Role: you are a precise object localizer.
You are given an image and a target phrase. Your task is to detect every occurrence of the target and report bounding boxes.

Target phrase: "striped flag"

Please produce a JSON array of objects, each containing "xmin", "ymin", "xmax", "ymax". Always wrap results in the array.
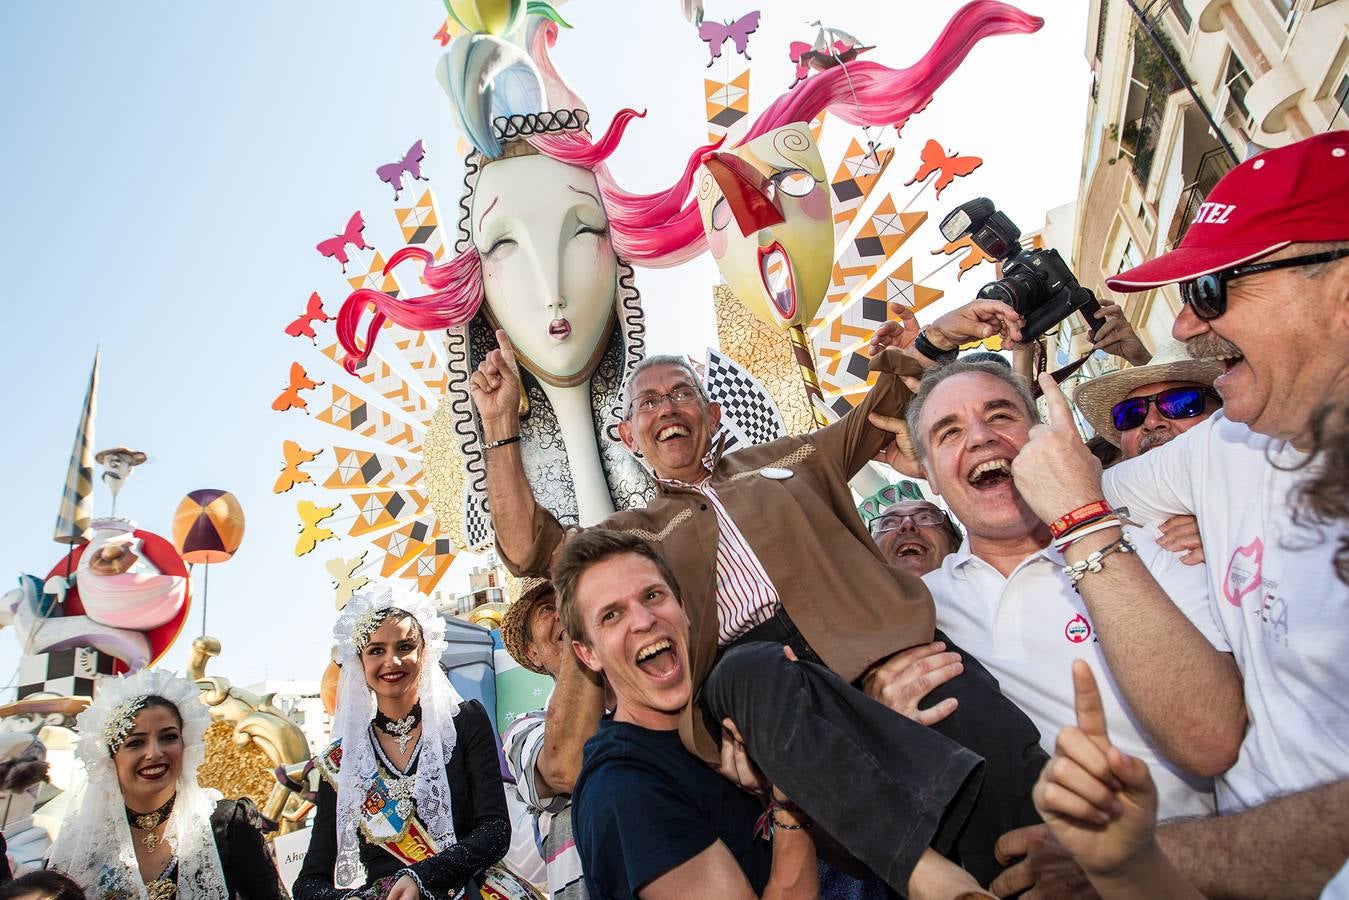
[{"xmin": 54, "ymin": 351, "xmax": 99, "ymax": 545}]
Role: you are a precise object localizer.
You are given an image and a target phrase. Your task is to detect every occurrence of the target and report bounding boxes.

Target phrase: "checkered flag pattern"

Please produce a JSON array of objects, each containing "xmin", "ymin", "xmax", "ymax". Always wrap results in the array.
[
  {"xmin": 18, "ymin": 647, "xmax": 115, "ymax": 700},
  {"xmin": 705, "ymin": 348, "xmax": 786, "ymax": 450}
]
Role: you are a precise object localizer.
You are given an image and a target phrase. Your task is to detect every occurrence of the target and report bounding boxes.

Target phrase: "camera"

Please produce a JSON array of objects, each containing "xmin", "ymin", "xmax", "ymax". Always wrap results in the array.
[{"xmin": 939, "ymin": 197, "xmax": 1103, "ymax": 343}]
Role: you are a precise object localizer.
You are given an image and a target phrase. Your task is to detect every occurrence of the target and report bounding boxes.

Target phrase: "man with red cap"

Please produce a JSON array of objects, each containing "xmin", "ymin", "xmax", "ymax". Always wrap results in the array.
[{"xmin": 999, "ymin": 132, "xmax": 1349, "ymax": 898}]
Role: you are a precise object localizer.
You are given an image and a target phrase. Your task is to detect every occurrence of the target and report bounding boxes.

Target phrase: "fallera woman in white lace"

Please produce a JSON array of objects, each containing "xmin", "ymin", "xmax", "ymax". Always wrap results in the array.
[
  {"xmin": 47, "ymin": 668, "xmax": 288, "ymax": 900},
  {"xmin": 293, "ymin": 589, "xmax": 509, "ymax": 900}
]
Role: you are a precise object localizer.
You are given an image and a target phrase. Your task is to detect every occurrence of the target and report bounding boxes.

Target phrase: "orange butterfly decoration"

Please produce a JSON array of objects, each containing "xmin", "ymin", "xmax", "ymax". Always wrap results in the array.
[
  {"xmin": 284, "ymin": 292, "xmax": 332, "ymax": 342},
  {"xmin": 273, "ymin": 440, "xmax": 322, "ymax": 493},
  {"xmin": 905, "ymin": 139, "xmax": 983, "ymax": 198},
  {"xmin": 932, "ymin": 235, "xmax": 996, "ymax": 280},
  {"xmin": 272, "ymin": 362, "xmax": 324, "ymax": 414}
]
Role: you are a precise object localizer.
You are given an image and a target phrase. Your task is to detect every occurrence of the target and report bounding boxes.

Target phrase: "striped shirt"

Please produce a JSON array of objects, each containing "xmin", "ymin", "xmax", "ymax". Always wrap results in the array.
[
  {"xmin": 662, "ymin": 458, "xmax": 780, "ymax": 646},
  {"xmin": 504, "ymin": 707, "xmax": 588, "ymax": 900}
]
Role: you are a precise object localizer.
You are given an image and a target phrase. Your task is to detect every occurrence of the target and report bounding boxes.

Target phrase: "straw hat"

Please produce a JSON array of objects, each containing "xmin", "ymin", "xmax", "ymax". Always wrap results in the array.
[
  {"xmin": 1073, "ymin": 339, "xmax": 1223, "ymax": 448},
  {"xmin": 500, "ymin": 577, "xmax": 556, "ymax": 675}
]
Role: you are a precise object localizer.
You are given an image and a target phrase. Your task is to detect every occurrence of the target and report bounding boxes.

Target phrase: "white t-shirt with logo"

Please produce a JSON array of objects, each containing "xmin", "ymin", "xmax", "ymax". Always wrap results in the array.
[
  {"xmin": 1104, "ymin": 412, "xmax": 1349, "ymax": 812},
  {"xmin": 926, "ymin": 525, "xmax": 1226, "ymax": 820}
]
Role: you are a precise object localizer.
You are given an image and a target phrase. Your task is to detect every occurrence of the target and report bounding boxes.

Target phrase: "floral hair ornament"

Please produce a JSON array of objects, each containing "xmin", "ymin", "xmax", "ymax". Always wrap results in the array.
[
  {"xmin": 332, "ymin": 585, "xmax": 448, "ymax": 664},
  {"xmin": 103, "ymin": 695, "xmax": 150, "ymax": 755}
]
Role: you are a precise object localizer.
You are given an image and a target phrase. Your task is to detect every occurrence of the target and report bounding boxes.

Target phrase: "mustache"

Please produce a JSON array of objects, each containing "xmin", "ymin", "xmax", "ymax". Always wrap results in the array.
[
  {"xmin": 1137, "ymin": 430, "xmax": 1174, "ymax": 452},
  {"xmin": 1186, "ymin": 334, "xmax": 1241, "ymax": 360}
]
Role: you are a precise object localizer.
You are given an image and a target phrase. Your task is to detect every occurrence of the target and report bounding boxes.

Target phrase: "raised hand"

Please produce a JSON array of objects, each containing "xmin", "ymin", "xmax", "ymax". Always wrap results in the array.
[
  {"xmin": 1088, "ymin": 300, "xmax": 1151, "ymax": 366},
  {"xmin": 468, "ymin": 329, "xmax": 523, "ymax": 440},
  {"xmin": 869, "ymin": 302, "xmax": 922, "ymax": 356},
  {"xmin": 1011, "ymin": 373, "xmax": 1104, "ymax": 524},
  {"xmin": 927, "ymin": 298, "xmax": 1025, "ymax": 349},
  {"xmin": 1034, "ymin": 661, "xmax": 1159, "ymax": 877},
  {"xmin": 867, "ymin": 411, "xmax": 925, "ymax": 479}
]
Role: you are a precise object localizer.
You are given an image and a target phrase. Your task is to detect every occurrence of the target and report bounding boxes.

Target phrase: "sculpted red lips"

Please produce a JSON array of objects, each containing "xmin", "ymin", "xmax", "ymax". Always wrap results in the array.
[
  {"xmin": 549, "ymin": 318, "xmax": 572, "ymax": 340},
  {"xmin": 758, "ymin": 242, "xmax": 797, "ymax": 320}
]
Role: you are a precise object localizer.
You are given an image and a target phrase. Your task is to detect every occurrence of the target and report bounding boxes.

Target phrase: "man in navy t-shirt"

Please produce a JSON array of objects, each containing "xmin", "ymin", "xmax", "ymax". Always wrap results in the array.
[{"xmin": 559, "ymin": 530, "xmax": 818, "ymax": 899}]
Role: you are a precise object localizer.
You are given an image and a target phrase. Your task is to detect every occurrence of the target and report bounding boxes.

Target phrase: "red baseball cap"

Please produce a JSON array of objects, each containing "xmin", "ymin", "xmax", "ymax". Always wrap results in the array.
[{"xmin": 1107, "ymin": 131, "xmax": 1349, "ymax": 292}]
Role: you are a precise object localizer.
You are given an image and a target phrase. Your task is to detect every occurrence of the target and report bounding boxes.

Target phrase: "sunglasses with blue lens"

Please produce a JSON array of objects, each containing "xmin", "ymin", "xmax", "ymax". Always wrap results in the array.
[
  {"xmin": 1111, "ymin": 386, "xmax": 1221, "ymax": 432},
  {"xmin": 1179, "ymin": 248, "xmax": 1349, "ymax": 320}
]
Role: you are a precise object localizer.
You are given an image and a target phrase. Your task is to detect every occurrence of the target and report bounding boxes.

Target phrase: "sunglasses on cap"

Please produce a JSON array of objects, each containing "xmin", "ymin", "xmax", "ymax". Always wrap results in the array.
[
  {"xmin": 1111, "ymin": 386, "xmax": 1221, "ymax": 432},
  {"xmin": 1179, "ymin": 248, "xmax": 1349, "ymax": 320}
]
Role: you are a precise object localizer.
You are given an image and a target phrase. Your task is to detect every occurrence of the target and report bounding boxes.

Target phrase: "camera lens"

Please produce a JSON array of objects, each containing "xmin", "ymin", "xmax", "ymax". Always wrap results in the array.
[{"xmin": 977, "ymin": 275, "xmax": 1036, "ymax": 314}]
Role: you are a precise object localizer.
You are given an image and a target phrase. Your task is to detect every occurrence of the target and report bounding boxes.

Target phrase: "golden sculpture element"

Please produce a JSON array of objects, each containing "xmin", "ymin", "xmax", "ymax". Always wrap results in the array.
[
  {"xmin": 714, "ymin": 285, "xmax": 817, "ymax": 435},
  {"xmin": 467, "ymin": 602, "xmax": 509, "ymax": 631},
  {"xmin": 422, "ymin": 396, "xmax": 469, "ymax": 550},
  {"xmin": 188, "ymin": 636, "xmax": 315, "ymax": 835}
]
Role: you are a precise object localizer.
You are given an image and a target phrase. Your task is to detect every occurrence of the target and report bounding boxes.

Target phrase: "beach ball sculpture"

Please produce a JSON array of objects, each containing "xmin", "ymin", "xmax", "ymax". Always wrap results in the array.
[{"xmin": 172, "ymin": 489, "xmax": 246, "ymax": 564}]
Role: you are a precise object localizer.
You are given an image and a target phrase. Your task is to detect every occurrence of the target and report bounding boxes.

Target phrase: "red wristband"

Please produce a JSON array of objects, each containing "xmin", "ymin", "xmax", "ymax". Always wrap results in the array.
[{"xmin": 1049, "ymin": 500, "xmax": 1112, "ymax": 538}]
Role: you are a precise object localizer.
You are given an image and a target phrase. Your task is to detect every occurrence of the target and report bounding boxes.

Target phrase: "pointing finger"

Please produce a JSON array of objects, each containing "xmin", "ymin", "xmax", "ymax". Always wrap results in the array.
[
  {"xmin": 1036, "ymin": 373, "xmax": 1074, "ymax": 431},
  {"xmin": 495, "ymin": 329, "xmax": 520, "ymax": 376},
  {"xmin": 1071, "ymin": 659, "xmax": 1110, "ymax": 742}
]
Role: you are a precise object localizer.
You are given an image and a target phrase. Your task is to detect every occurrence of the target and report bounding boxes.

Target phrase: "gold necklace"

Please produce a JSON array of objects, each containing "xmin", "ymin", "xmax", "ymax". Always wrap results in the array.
[{"xmin": 126, "ymin": 793, "xmax": 176, "ymax": 851}]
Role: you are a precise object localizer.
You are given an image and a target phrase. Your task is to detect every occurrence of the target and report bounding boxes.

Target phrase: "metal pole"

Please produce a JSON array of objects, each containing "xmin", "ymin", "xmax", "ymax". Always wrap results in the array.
[
  {"xmin": 200, "ymin": 563, "xmax": 209, "ymax": 636},
  {"xmin": 1123, "ymin": 0, "xmax": 1240, "ymax": 165}
]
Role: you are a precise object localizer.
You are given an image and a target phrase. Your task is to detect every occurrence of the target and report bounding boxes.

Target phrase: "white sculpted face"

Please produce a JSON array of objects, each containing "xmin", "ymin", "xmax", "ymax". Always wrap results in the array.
[{"xmin": 471, "ymin": 153, "xmax": 619, "ymax": 386}]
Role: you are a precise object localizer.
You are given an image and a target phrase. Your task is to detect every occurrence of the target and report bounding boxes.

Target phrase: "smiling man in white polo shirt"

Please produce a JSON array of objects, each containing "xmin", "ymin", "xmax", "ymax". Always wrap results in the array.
[{"xmin": 903, "ymin": 358, "xmax": 1240, "ymax": 832}]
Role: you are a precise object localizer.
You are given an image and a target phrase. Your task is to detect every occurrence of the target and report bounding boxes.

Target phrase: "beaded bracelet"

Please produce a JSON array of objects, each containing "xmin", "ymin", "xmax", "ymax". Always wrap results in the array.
[
  {"xmin": 755, "ymin": 799, "xmax": 812, "ymax": 840},
  {"xmin": 1062, "ymin": 535, "xmax": 1137, "ymax": 586}
]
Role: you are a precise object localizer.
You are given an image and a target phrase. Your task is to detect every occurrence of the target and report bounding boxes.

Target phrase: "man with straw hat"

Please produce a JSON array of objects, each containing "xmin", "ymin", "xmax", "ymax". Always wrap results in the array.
[{"xmin": 501, "ymin": 578, "xmax": 604, "ymax": 900}]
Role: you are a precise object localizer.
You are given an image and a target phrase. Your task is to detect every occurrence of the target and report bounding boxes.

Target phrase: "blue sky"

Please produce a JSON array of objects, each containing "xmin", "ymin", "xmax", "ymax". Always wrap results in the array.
[{"xmin": 0, "ymin": 0, "xmax": 1089, "ymax": 690}]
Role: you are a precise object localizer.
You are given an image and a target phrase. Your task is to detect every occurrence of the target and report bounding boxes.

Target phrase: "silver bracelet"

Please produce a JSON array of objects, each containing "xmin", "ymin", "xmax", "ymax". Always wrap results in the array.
[{"xmin": 1062, "ymin": 534, "xmax": 1137, "ymax": 586}]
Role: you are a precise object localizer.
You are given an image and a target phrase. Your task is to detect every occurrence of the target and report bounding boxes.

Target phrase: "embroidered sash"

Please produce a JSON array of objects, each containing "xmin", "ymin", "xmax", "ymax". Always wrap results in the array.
[{"xmin": 317, "ymin": 740, "xmax": 441, "ymax": 866}]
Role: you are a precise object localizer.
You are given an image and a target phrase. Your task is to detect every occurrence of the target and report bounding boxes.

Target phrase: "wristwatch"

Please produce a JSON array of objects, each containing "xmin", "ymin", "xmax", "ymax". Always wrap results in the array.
[{"xmin": 914, "ymin": 328, "xmax": 959, "ymax": 363}]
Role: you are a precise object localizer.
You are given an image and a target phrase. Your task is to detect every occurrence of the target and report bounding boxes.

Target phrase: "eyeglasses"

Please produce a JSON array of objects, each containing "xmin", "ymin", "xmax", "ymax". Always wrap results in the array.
[
  {"xmin": 1111, "ymin": 386, "xmax": 1220, "ymax": 432},
  {"xmin": 1179, "ymin": 249, "xmax": 1349, "ymax": 320},
  {"xmin": 630, "ymin": 386, "xmax": 701, "ymax": 415},
  {"xmin": 870, "ymin": 508, "xmax": 951, "ymax": 536}
]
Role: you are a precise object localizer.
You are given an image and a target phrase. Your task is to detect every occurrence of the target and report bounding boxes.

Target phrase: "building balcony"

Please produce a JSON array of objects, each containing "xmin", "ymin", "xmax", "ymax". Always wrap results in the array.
[{"xmin": 1245, "ymin": 63, "xmax": 1304, "ymax": 137}]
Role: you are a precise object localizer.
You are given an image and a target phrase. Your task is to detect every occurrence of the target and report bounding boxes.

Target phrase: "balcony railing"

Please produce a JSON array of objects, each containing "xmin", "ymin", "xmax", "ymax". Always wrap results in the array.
[{"xmin": 1170, "ymin": 146, "xmax": 1237, "ymax": 247}]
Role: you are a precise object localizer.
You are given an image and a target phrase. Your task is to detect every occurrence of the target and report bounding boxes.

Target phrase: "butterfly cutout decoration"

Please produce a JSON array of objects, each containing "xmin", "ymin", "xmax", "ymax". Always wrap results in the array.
[
  {"xmin": 787, "ymin": 22, "xmax": 872, "ymax": 88},
  {"xmin": 699, "ymin": 11, "xmax": 760, "ymax": 67},
  {"xmin": 273, "ymin": 440, "xmax": 321, "ymax": 493},
  {"xmin": 284, "ymin": 292, "xmax": 332, "ymax": 341},
  {"xmin": 326, "ymin": 552, "xmax": 371, "ymax": 609},
  {"xmin": 905, "ymin": 139, "xmax": 983, "ymax": 199},
  {"xmin": 375, "ymin": 140, "xmax": 427, "ymax": 200},
  {"xmin": 271, "ymin": 362, "xmax": 324, "ymax": 414},
  {"xmin": 295, "ymin": 500, "xmax": 340, "ymax": 557},
  {"xmin": 932, "ymin": 235, "xmax": 996, "ymax": 280},
  {"xmin": 315, "ymin": 211, "xmax": 372, "ymax": 272}
]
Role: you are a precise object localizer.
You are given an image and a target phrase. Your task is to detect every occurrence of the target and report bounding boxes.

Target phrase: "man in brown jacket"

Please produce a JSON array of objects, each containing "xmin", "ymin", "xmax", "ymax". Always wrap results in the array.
[{"xmin": 468, "ymin": 303, "xmax": 1045, "ymax": 892}]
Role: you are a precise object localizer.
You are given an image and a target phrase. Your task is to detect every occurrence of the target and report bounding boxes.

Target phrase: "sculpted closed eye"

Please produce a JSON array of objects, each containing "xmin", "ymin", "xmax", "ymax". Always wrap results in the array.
[{"xmin": 486, "ymin": 237, "xmax": 517, "ymax": 258}]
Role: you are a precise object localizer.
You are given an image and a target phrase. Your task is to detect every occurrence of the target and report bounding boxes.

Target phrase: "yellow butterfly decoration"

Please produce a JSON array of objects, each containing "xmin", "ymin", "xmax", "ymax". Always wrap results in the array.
[
  {"xmin": 295, "ymin": 500, "xmax": 340, "ymax": 557},
  {"xmin": 326, "ymin": 552, "xmax": 371, "ymax": 610},
  {"xmin": 274, "ymin": 440, "xmax": 322, "ymax": 493}
]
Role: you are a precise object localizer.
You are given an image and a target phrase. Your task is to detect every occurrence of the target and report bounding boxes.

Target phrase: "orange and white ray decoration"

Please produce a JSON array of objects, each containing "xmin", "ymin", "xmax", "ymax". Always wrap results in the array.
[
  {"xmin": 372, "ymin": 517, "xmax": 441, "ymax": 578},
  {"xmin": 314, "ymin": 385, "xmax": 421, "ymax": 451},
  {"xmin": 810, "ymin": 198, "xmax": 926, "ymax": 333},
  {"xmin": 394, "ymin": 187, "xmax": 447, "ymax": 260},
  {"xmin": 808, "ymin": 111, "xmax": 827, "ymax": 143},
  {"xmin": 879, "ymin": 258, "xmax": 945, "ymax": 313},
  {"xmin": 347, "ymin": 489, "xmax": 430, "ymax": 539},
  {"xmin": 319, "ymin": 345, "xmax": 433, "ymax": 424},
  {"xmin": 829, "ymin": 138, "xmax": 895, "ymax": 246},
  {"xmin": 321, "ymin": 446, "xmax": 423, "ymax": 491},
  {"xmin": 705, "ymin": 69, "xmax": 751, "ymax": 145}
]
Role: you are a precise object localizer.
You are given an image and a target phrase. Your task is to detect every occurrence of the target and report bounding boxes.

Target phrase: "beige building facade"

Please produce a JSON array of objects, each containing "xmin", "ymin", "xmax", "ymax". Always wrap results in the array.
[{"xmin": 1069, "ymin": 0, "xmax": 1347, "ymax": 368}]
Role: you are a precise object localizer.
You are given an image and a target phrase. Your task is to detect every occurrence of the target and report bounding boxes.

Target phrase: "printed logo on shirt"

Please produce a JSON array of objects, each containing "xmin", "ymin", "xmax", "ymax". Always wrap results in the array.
[
  {"xmin": 1222, "ymin": 537, "xmax": 1263, "ymax": 608},
  {"xmin": 1064, "ymin": 613, "xmax": 1092, "ymax": 644},
  {"xmin": 1258, "ymin": 580, "xmax": 1289, "ymax": 647}
]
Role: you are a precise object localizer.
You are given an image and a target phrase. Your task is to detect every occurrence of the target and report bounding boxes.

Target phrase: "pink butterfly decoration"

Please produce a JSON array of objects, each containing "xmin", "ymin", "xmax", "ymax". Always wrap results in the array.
[
  {"xmin": 315, "ymin": 211, "xmax": 372, "ymax": 272},
  {"xmin": 698, "ymin": 11, "xmax": 760, "ymax": 67}
]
